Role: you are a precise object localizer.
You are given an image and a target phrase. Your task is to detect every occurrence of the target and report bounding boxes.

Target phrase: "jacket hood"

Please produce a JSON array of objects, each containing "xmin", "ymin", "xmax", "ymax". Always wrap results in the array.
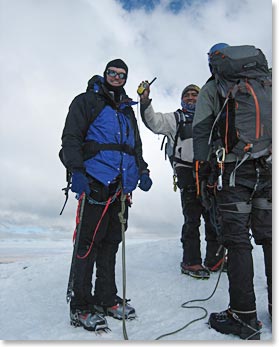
[{"xmin": 87, "ymin": 75, "xmax": 104, "ymax": 92}]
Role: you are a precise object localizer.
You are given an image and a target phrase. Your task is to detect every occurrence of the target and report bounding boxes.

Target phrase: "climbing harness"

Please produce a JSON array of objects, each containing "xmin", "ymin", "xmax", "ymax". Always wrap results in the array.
[
  {"xmin": 247, "ymin": 164, "xmax": 260, "ymax": 204},
  {"xmin": 86, "ymin": 187, "xmax": 121, "ymax": 206},
  {"xmin": 74, "ymin": 188, "xmax": 121, "ymax": 260}
]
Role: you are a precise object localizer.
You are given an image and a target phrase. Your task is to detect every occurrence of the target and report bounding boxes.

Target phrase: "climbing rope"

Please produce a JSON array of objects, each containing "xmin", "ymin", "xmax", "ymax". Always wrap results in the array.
[{"xmin": 155, "ymin": 248, "xmax": 227, "ymax": 340}]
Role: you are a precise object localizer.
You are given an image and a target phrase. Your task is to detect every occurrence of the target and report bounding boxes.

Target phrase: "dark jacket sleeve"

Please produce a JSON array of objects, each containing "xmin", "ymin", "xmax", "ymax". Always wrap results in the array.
[
  {"xmin": 192, "ymin": 80, "xmax": 219, "ymax": 161},
  {"xmin": 60, "ymin": 93, "xmax": 91, "ymax": 172}
]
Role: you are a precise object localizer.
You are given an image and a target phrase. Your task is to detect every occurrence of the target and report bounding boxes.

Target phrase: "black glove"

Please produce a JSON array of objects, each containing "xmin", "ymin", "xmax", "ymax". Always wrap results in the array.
[{"xmin": 195, "ymin": 160, "xmax": 215, "ymax": 210}]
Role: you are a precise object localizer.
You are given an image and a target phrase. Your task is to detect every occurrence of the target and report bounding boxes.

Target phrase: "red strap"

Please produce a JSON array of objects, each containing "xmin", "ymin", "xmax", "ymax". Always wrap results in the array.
[
  {"xmin": 77, "ymin": 189, "xmax": 122, "ymax": 259},
  {"xmin": 210, "ymin": 256, "xmax": 225, "ymax": 271},
  {"xmin": 245, "ymin": 81, "xmax": 261, "ymax": 139},
  {"xmin": 225, "ymin": 102, "xmax": 229, "ymax": 153}
]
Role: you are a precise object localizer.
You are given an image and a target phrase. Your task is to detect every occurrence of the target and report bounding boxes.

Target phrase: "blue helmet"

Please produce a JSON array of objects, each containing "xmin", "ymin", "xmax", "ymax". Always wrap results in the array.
[
  {"xmin": 208, "ymin": 43, "xmax": 229, "ymax": 55},
  {"xmin": 208, "ymin": 43, "xmax": 229, "ymax": 72},
  {"xmin": 208, "ymin": 43, "xmax": 229, "ymax": 61}
]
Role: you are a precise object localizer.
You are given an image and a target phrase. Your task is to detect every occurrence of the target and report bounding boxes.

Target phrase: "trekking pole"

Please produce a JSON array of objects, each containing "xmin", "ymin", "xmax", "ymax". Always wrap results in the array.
[
  {"xmin": 66, "ymin": 193, "xmax": 86, "ymax": 303},
  {"xmin": 118, "ymin": 189, "xmax": 129, "ymax": 340}
]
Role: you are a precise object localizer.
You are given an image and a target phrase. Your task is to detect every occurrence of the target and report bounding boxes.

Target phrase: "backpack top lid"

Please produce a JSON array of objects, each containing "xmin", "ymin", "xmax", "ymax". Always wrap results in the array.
[{"xmin": 209, "ymin": 45, "xmax": 269, "ymax": 80}]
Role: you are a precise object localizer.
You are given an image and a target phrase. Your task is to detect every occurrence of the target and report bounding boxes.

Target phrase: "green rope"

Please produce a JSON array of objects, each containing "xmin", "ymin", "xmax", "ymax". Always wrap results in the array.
[{"xmin": 155, "ymin": 249, "xmax": 227, "ymax": 340}]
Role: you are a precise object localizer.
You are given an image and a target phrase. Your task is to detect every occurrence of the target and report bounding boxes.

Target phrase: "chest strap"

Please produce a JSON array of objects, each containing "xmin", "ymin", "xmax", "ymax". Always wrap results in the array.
[{"xmin": 83, "ymin": 140, "xmax": 136, "ymax": 161}]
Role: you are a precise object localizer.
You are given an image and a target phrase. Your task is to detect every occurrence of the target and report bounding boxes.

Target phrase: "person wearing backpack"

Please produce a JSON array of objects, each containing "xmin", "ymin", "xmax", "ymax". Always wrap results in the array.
[
  {"xmin": 60, "ymin": 59, "xmax": 152, "ymax": 332},
  {"xmin": 193, "ymin": 43, "xmax": 272, "ymax": 340},
  {"xmin": 138, "ymin": 83, "xmax": 223, "ymax": 280}
]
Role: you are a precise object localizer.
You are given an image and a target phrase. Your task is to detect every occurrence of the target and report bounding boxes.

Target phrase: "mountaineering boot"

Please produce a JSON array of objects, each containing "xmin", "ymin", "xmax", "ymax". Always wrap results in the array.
[
  {"xmin": 94, "ymin": 296, "xmax": 136, "ymax": 320},
  {"xmin": 181, "ymin": 262, "xmax": 210, "ymax": 279},
  {"xmin": 208, "ymin": 309, "xmax": 262, "ymax": 340},
  {"xmin": 70, "ymin": 309, "xmax": 109, "ymax": 332},
  {"xmin": 204, "ymin": 257, "xmax": 228, "ymax": 272}
]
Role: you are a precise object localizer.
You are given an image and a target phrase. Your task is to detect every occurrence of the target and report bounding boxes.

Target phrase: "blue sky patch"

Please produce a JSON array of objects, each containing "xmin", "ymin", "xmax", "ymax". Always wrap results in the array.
[
  {"xmin": 116, "ymin": 0, "xmax": 159, "ymax": 12},
  {"xmin": 116, "ymin": 0, "xmax": 200, "ymax": 13}
]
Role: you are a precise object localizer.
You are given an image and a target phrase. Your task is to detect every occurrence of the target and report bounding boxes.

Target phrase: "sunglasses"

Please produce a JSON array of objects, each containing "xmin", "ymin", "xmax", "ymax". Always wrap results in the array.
[{"xmin": 106, "ymin": 69, "xmax": 127, "ymax": 80}]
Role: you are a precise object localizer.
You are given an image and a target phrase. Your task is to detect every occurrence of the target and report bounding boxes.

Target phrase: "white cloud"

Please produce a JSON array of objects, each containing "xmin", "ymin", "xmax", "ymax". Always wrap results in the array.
[{"xmin": 0, "ymin": 0, "xmax": 273, "ymax": 236}]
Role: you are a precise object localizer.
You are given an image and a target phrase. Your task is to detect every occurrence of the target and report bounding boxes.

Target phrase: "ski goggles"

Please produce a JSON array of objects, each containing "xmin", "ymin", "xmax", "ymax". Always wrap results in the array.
[{"xmin": 106, "ymin": 69, "xmax": 127, "ymax": 80}]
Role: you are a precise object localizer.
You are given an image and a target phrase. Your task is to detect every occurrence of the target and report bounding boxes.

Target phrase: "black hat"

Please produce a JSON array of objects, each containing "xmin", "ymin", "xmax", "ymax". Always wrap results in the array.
[
  {"xmin": 104, "ymin": 59, "xmax": 128, "ymax": 76},
  {"xmin": 103, "ymin": 58, "xmax": 129, "ymax": 97}
]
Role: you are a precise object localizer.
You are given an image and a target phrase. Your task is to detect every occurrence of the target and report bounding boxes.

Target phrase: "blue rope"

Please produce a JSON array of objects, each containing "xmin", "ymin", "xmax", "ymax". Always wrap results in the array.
[{"xmin": 86, "ymin": 188, "xmax": 121, "ymax": 206}]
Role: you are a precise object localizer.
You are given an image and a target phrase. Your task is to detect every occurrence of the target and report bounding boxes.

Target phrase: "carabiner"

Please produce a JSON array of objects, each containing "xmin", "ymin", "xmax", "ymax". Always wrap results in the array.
[
  {"xmin": 216, "ymin": 147, "xmax": 225, "ymax": 191},
  {"xmin": 216, "ymin": 147, "xmax": 225, "ymax": 164}
]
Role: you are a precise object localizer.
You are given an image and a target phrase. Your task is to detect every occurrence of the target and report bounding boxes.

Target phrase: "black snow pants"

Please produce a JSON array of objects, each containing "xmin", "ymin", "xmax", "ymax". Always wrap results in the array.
[
  {"xmin": 177, "ymin": 167, "xmax": 221, "ymax": 266},
  {"xmin": 70, "ymin": 179, "xmax": 128, "ymax": 312},
  {"xmin": 216, "ymin": 158, "xmax": 272, "ymax": 314}
]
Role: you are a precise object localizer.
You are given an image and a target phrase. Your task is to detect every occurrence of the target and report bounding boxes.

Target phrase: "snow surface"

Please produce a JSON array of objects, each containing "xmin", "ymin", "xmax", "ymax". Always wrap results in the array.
[{"xmin": 0, "ymin": 233, "xmax": 272, "ymax": 344}]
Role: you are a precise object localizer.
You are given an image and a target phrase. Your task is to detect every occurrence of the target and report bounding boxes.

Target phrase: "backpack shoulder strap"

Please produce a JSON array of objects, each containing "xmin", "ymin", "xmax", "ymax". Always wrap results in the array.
[
  {"xmin": 87, "ymin": 91, "xmax": 106, "ymax": 125},
  {"xmin": 208, "ymin": 89, "xmax": 234, "ymax": 147},
  {"xmin": 174, "ymin": 109, "xmax": 181, "ymax": 124},
  {"xmin": 172, "ymin": 109, "xmax": 185, "ymax": 159}
]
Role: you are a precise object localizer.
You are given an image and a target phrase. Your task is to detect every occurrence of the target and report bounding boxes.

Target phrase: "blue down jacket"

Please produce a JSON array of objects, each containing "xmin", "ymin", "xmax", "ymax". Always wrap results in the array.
[{"xmin": 61, "ymin": 75, "xmax": 149, "ymax": 194}]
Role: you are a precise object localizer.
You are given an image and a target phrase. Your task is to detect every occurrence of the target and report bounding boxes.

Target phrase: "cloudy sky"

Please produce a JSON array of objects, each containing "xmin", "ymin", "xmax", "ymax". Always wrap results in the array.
[{"xmin": 0, "ymin": 0, "xmax": 273, "ymax": 238}]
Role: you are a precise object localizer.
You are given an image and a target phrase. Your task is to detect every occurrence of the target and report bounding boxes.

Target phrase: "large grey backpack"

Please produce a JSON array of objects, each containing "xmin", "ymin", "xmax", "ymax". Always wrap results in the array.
[{"xmin": 209, "ymin": 45, "xmax": 272, "ymax": 159}]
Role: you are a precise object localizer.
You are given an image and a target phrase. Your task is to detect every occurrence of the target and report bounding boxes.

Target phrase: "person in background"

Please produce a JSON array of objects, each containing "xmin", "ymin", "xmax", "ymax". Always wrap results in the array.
[
  {"xmin": 60, "ymin": 58, "xmax": 152, "ymax": 332},
  {"xmin": 138, "ymin": 82, "xmax": 223, "ymax": 280}
]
